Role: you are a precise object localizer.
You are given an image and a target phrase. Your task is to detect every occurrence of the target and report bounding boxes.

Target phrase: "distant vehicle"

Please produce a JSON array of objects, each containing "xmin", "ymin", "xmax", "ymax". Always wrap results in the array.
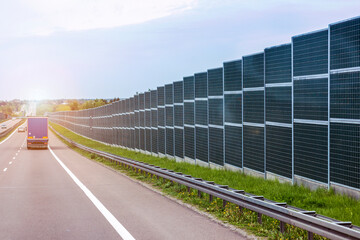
[
  {"xmin": 18, "ymin": 126, "xmax": 25, "ymax": 132},
  {"xmin": 1, "ymin": 124, "xmax": 6, "ymax": 129},
  {"xmin": 27, "ymin": 117, "xmax": 48, "ymax": 149}
]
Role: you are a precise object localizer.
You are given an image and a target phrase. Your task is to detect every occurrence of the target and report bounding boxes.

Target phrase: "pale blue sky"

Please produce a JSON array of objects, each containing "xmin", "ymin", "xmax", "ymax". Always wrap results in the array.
[{"xmin": 0, "ymin": 0, "xmax": 359, "ymax": 100}]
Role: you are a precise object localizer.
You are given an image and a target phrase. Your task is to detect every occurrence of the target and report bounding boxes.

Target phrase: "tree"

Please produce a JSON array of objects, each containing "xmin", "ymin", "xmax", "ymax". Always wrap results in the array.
[
  {"xmin": 68, "ymin": 100, "xmax": 80, "ymax": 111},
  {"xmin": 55, "ymin": 104, "xmax": 71, "ymax": 112}
]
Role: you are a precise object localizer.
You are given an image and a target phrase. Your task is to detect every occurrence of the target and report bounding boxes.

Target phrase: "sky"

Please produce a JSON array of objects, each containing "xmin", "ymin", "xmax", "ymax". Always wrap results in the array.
[{"xmin": 0, "ymin": 0, "xmax": 359, "ymax": 101}]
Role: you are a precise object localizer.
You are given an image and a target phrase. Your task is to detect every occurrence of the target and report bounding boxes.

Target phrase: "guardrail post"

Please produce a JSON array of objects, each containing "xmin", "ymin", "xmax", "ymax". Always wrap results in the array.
[
  {"xmin": 219, "ymin": 185, "xmax": 229, "ymax": 208},
  {"xmin": 257, "ymin": 213, "xmax": 262, "ymax": 224},
  {"xmin": 223, "ymin": 200, "xmax": 227, "ymax": 208},
  {"xmin": 205, "ymin": 181, "xmax": 215, "ymax": 202},
  {"xmin": 251, "ymin": 196, "xmax": 264, "ymax": 224},
  {"xmin": 280, "ymin": 221, "xmax": 286, "ymax": 233},
  {"xmin": 197, "ymin": 190, "xmax": 202, "ymax": 198},
  {"xmin": 308, "ymin": 231, "xmax": 313, "ymax": 240},
  {"xmin": 187, "ymin": 186, "xmax": 191, "ymax": 193}
]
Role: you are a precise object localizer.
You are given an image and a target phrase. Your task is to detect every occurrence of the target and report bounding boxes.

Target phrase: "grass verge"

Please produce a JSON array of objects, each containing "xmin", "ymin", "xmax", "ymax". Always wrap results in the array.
[{"xmin": 50, "ymin": 122, "xmax": 359, "ymax": 239}]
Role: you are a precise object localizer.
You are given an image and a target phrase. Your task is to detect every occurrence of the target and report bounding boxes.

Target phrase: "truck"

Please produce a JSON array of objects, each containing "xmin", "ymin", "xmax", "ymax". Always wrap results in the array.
[{"xmin": 27, "ymin": 117, "xmax": 49, "ymax": 149}]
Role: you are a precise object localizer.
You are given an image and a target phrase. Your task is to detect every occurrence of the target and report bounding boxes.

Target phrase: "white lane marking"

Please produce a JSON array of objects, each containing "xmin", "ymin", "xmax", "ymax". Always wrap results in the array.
[
  {"xmin": 3, "ymin": 168, "xmax": 7, "ymax": 172},
  {"xmin": 15, "ymin": 153, "xmax": 18, "ymax": 156},
  {"xmin": 48, "ymin": 146, "xmax": 135, "ymax": 240},
  {"xmin": 9, "ymin": 162, "xmax": 12, "ymax": 165},
  {"xmin": 12, "ymin": 157, "xmax": 15, "ymax": 160},
  {"xmin": 17, "ymin": 150, "xmax": 20, "ymax": 153}
]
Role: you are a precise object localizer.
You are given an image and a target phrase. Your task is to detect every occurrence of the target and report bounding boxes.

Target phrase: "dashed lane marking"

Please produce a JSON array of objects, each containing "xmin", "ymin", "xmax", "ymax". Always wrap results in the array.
[
  {"xmin": 9, "ymin": 162, "xmax": 12, "ymax": 165},
  {"xmin": 3, "ymin": 168, "xmax": 7, "ymax": 172},
  {"xmin": 48, "ymin": 146, "xmax": 135, "ymax": 240}
]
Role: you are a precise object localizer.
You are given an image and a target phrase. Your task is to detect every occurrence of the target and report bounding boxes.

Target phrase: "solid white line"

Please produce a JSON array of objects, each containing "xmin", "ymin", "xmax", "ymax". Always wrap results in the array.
[
  {"xmin": 48, "ymin": 146, "xmax": 135, "ymax": 240},
  {"xmin": 3, "ymin": 168, "xmax": 7, "ymax": 172}
]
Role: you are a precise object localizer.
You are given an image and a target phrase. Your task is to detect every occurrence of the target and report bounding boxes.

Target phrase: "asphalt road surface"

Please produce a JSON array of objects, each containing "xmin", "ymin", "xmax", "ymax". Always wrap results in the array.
[
  {"xmin": 0, "ymin": 127, "xmax": 246, "ymax": 240},
  {"xmin": 0, "ymin": 119, "xmax": 21, "ymax": 134}
]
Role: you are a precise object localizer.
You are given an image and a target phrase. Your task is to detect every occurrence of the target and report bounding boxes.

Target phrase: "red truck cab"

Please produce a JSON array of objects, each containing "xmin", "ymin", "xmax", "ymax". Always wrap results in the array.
[{"xmin": 27, "ymin": 117, "xmax": 49, "ymax": 149}]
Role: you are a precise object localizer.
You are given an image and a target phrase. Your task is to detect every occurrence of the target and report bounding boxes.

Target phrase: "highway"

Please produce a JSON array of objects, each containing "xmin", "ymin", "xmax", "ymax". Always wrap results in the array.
[
  {"xmin": 0, "ymin": 126, "xmax": 245, "ymax": 240},
  {"xmin": 0, "ymin": 119, "xmax": 22, "ymax": 134}
]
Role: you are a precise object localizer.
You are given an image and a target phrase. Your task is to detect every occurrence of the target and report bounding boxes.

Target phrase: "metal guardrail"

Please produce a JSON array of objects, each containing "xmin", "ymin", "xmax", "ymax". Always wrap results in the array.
[
  {"xmin": 0, "ymin": 120, "xmax": 24, "ymax": 139},
  {"xmin": 50, "ymin": 126, "xmax": 360, "ymax": 240}
]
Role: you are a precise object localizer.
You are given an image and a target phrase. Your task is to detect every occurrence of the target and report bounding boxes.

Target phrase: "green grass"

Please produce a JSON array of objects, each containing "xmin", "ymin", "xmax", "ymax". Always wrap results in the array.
[
  {"xmin": 0, "ymin": 119, "xmax": 25, "ymax": 142},
  {"xmin": 50, "ymin": 122, "xmax": 360, "ymax": 239}
]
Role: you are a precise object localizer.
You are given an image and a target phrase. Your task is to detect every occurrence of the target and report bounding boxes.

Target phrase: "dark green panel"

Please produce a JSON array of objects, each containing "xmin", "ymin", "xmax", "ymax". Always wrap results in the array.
[
  {"xmin": 140, "ymin": 128, "xmax": 145, "ymax": 151},
  {"xmin": 293, "ymin": 29, "xmax": 328, "ymax": 76},
  {"xmin": 330, "ymin": 17, "xmax": 360, "ymax": 70},
  {"xmin": 184, "ymin": 76, "xmax": 195, "ymax": 100},
  {"xmin": 243, "ymin": 91, "xmax": 264, "ymax": 123},
  {"xmin": 158, "ymin": 128, "xmax": 166, "ymax": 154},
  {"xmin": 243, "ymin": 53, "xmax": 264, "ymax": 88},
  {"xmin": 166, "ymin": 106, "xmax": 173, "ymax": 127},
  {"xmin": 209, "ymin": 127, "xmax": 224, "ymax": 166},
  {"xmin": 196, "ymin": 127, "xmax": 208, "ymax": 162},
  {"xmin": 330, "ymin": 123, "xmax": 360, "ymax": 189},
  {"xmin": 208, "ymin": 99, "xmax": 223, "ymax": 126},
  {"xmin": 134, "ymin": 95, "xmax": 139, "ymax": 110},
  {"xmin": 195, "ymin": 72, "xmax": 208, "ymax": 98},
  {"xmin": 208, "ymin": 68, "xmax": 223, "ymax": 96},
  {"xmin": 224, "ymin": 60, "xmax": 242, "ymax": 91},
  {"xmin": 151, "ymin": 90, "xmax": 157, "ymax": 108},
  {"xmin": 135, "ymin": 129, "xmax": 139, "ymax": 149},
  {"xmin": 195, "ymin": 100, "xmax": 208, "ymax": 125},
  {"xmin": 294, "ymin": 123, "xmax": 328, "ymax": 183},
  {"xmin": 330, "ymin": 72, "xmax": 360, "ymax": 119},
  {"xmin": 131, "ymin": 129, "xmax": 135, "ymax": 149},
  {"xmin": 165, "ymin": 84, "xmax": 173, "ymax": 105},
  {"xmin": 266, "ymin": 125, "xmax": 292, "ymax": 179},
  {"xmin": 184, "ymin": 126, "xmax": 195, "ymax": 159},
  {"xmin": 184, "ymin": 102, "xmax": 194, "ymax": 125},
  {"xmin": 166, "ymin": 128, "xmax": 174, "ymax": 156},
  {"xmin": 151, "ymin": 129, "xmax": 158, "ymax": 153},
  {"xmin": 145, "ymin": 111, "xmax": 151, "ymax": 127},
  {"xmin": 174, "ymin": 81, "xmax": 184, "ymax": 103},
  {"xmin": 175, "ymin": 128, "xmax": 184, "ymax": 158},
  {"xmin": 140, "ymin": 112, "xmax": 145, "ymax": 127},
  {"xmin": 294, "ymin": 78, "xmax": 328, "ymax": 121},
  {"xmin": 145, "ymin": 91, "xmax": 151, "ymax": 109},
  {"xmin": 225, "ymin": 125, "xmax": 242, "ymax": 167},
  {"xmin": 158, "ymin": 108, "xmax": 165, "ymax": 126},
  {"xmin": 157, "ymin": 86, "xmax": 165, "ymax": 106},
  {"xmin": 265, "ymin": 44, "xmax": 292, "ymax": 84},
  {"xmin": 174, "ymin": 105, "xmax": 184, "ymax": 127},
  {"xmin": 145, "ymin": 128, "xmax": 151, "ymax": 152},
  {"xmin": 243, "ymin": 125, "xmax": 264, "ymax": 172},
  {"xmin": 139, "ymin": 93, "xmax": 145, "ymax": 109},
  {"xmin": 151, "ymin": 110, "xmax": 157, "ymax": 128},
  {"xmin": 224, "ymin": 94, "xmax": 242, "ymax": 124},
  {"xmin": 266, "ymin": 86, "xmax": 292, "ymax": 124}
]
